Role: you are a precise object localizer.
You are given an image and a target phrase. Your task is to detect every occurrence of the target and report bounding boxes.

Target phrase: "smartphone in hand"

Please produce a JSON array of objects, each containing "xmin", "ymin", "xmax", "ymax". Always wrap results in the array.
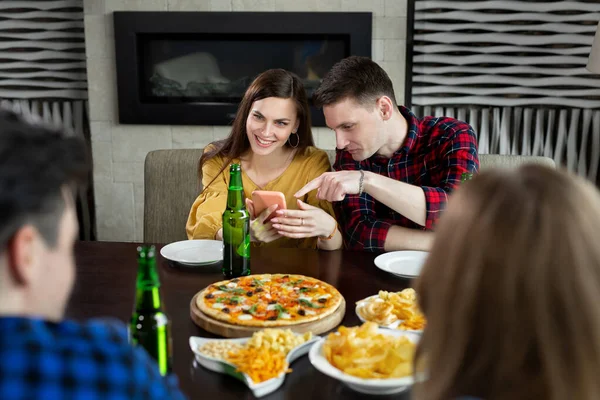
[{"xmin": 251, "ymin": 190, "xmax": 287, "ymax": 222}]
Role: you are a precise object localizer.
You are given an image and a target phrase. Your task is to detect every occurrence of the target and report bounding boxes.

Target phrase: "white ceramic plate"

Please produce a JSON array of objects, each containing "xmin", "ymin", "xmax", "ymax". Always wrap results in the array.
[
  {"xmin": 355, "ymin": 295, "xmax": 423, "ymax": 334},
  {"xmin": 309, "ymin": 329, "xmax": 421, "ymax": 395},
  {"xmin": 189, "ymin": 335, "xmax": 319, "ymax": 398},
  {"xmin": 374, "ymin": 251, "xmax": 429, "ymax": 278},
  {"xmin": 160, "ymin": 240, "xmax": 223, "ymax": 266}
]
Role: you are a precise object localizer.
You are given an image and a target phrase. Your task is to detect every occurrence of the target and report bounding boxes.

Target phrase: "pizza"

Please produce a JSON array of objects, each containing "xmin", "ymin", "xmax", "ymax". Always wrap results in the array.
[{"xmin": 196, "ymin": 274, "xmax": 344, "ymax": 327}]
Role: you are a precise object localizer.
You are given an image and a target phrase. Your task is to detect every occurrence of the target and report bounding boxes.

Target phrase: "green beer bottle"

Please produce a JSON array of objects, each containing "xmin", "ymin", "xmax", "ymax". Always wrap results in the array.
[
  {"xmin": 222, "ymin": 163, "xmax": 251, "ymax": 278},
  {"xmin": 461, "ymin": 172, "xmax": 474, "ymax": 182},
  {"xmin": 129, "ymin": 245, "xmax": 173, "ymax": 376}
]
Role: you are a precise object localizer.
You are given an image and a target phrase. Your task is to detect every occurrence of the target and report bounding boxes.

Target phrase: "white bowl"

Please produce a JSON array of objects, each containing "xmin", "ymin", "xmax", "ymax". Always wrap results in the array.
[
  {"xmin": 355, "ymin": 295, "xmax": 423, "ymax": 334},
  {"xmin": 308, "ymin": 329, "xmax": 421, "ymax": 395},
  {"xmin": 189, "ymin": 335, "xmax": 319, "ymax": 398}
]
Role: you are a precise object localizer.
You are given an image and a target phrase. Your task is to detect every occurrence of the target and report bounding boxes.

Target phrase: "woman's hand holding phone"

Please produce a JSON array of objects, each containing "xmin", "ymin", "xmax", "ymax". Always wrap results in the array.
[
  {"xmin": 270, "ymin": 199, "xmax": 337, "ymax": 240},
  {"xmin": 245, "ymin": 198, "xmax": 282, "ymax": 243}
]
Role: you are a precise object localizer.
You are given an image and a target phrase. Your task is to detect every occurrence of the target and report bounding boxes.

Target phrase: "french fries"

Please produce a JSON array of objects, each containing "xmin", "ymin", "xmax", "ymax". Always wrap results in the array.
[
  {"xmin": 323, "ymin": 322, "xmax": 415, "ymax": 379},
  {"xmin": 226, "ymin": 346, "xmax": 289, "ymax": 383},
  {"xmin": 356, "ymin": 288, "xmax": 426, "ymax": 330},
  {"xmin": 225, "ymin": 328, "xmax": 312, "ymax": 383}
]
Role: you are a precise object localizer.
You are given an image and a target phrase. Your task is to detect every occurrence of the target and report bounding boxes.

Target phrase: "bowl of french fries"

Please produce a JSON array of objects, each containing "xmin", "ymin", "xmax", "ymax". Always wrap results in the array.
[
  {"xmin": 355, "ymin": 288, "xmax": 426, "ymax": 332},
  {"xmin": 309, "ymin": 322, "xmax": 420, "ymax": 395},
  {"xmin": 190, "ymin": 329, "xmax": 317, "ymax": 398}
]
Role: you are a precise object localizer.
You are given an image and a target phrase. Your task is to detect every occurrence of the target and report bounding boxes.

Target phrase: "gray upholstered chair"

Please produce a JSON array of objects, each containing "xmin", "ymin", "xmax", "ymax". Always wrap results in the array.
[
  {"xmin": 144, "ymin": 148, "xmax": 204, "ymax": 244},
  {"xmin": 478, "ymin": 154, "xmax": 555, "ymax": 170},
  {"xmin": 143, "ymin": 149, "xmax": 555, "ymax": 244},
  {"xmin": 323, "ymin": 150, "xmax": 555, "ymax": 171}
]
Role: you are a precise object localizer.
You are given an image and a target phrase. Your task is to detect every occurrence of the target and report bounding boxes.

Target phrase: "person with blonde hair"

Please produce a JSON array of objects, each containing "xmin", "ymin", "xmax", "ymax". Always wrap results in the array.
[{"xmin": 414, "ymin": 164, "xmax": 600, "ymax": 400}]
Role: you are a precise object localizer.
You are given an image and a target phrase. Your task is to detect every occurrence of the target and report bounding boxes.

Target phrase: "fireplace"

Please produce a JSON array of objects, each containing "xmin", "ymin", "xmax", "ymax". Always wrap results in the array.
[{"xmin": 113, "ymin": 11, "xmax": 371, "ymax": 126}]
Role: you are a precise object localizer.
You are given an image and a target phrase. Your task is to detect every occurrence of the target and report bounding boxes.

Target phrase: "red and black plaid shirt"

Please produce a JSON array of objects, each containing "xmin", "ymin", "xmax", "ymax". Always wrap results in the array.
[{"xmin": 333, "ymin": 106, "xmax": 479, "ymax": 251}]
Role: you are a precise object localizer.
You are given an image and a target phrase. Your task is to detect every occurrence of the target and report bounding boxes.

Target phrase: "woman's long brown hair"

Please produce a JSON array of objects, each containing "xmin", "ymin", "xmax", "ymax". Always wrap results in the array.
[
  {"xmin": 198, "ymin": 69, "xmax": 314, "ymax": 190},
  {"xmin": 414, "ymin": 165, "xmax": 600, "ymax": 400}
]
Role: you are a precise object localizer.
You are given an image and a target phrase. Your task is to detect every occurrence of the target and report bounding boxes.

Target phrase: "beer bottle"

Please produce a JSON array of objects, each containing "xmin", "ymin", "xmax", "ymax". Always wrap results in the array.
[
  {"xmin": 222, "ymin": 163, "xmax": 251, "ymax": 278},
  {"xmin": 461, "ymin": 172, "xmax": 474, "ymax": 182},
  {"xmin": 129, "ymin": 245, "xmax": 173, "ymax": 376}
]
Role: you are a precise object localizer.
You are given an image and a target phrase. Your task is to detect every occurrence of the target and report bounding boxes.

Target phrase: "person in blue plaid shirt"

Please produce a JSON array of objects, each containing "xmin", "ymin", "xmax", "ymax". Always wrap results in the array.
[{"xmin": 0, "ymin": 111, "xmax": 187, "ymax": 400}]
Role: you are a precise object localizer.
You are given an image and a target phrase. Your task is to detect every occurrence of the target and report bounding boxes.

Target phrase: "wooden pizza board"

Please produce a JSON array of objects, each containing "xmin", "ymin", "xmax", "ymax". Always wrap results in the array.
[{"xmin": 190, "ymin": 292, "xmax": 346, "ymax": 338}]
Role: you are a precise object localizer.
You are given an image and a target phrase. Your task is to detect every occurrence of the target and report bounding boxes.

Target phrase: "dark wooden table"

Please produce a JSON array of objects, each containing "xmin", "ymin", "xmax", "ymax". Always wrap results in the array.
[{"xmin": 67, "ymin": 241, "xmax": 413, "ymax": 400}]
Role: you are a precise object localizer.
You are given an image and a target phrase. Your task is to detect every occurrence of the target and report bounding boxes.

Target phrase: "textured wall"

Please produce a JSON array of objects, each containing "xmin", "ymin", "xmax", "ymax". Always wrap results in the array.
[
  {"xmin": 0, "ymin": 0, "xmax": 87, "ymax": 99},
  {"xmin": 409, "ymin": 1, "xmax": 600, "ymax": 182},
  {"xmin": 411, "ymin": 0, "xmax": 600, "ymax": 108}
]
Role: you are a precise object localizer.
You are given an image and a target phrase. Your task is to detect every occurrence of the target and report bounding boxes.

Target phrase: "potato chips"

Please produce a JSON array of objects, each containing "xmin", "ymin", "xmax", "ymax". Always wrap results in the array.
[
  {"xmin": 357, "ymin": 288, "xmax": 426, "ymax": 330},
  {"xmin": 398, "ymin": 314, "xmax": 427, "ymax": 330},
  {"xmin": 323, "ymin": 322, "xmax": 415, "ymax": 379}
]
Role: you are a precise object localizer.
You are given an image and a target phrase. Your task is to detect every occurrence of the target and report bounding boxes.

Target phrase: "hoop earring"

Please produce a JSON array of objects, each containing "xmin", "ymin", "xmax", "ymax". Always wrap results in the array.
[{"xmin": 288, "ymin": 132, "xmax": 299, "ymax": 148}]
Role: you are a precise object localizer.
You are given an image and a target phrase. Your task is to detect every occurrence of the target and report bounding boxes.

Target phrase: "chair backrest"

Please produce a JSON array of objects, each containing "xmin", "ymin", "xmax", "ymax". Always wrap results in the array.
[
  {"xmin": 325, "ymin": 150, "xmax": 336, "ymax": 168},
  {"xmin": 479, "ymin": 154, "xmax": 555, "ymax": 170},
  {"xmin": 144, "ymin": 148, "xmax": 205, "ymax": 244},
  {"xmin": 324, "ymin": 151, "xmax": 555, "ymax": 171}
]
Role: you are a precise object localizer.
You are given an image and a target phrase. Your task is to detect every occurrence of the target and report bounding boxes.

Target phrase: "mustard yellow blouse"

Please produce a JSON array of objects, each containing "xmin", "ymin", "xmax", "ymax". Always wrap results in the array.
[{"xmin": 186, "ymin": 146, "xmax": 336, "ymax": 249}]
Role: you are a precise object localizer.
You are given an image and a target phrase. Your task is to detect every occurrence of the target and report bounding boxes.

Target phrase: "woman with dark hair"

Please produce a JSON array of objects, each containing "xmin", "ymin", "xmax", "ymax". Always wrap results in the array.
[
  {"xmin": 413, "ymin": 164, "xmax": 600, "ymax": 400},
  {"xmin": 186, "ymin": 69, "xmax": 342, "ymax": 250}
]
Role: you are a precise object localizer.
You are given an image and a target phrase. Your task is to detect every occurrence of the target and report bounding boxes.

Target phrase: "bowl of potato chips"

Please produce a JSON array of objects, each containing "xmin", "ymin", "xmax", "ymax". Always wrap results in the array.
[
  {"xmin": 308, "ymin": 322, "xmax": 420, "ymax": 395},
  {"xmin": 190, "ymin": 329, "xmax": 317, "ymax": 398},
  {"xmin": 355, "ymin": 288, "xmax": 426, "ymax": 332}
]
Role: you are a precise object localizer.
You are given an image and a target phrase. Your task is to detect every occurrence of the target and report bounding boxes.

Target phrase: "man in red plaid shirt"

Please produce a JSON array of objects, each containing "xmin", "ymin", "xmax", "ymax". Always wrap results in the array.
[{"xmin": 295, "ymin": 56, "xmax": 479, "ymax": 251}]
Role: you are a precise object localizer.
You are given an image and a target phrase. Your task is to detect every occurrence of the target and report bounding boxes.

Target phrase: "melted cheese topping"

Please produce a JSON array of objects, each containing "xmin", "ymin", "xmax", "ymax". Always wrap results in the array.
[{"xmin": 206, "ymin": 274, "xmax": 340, "ymax": 322}]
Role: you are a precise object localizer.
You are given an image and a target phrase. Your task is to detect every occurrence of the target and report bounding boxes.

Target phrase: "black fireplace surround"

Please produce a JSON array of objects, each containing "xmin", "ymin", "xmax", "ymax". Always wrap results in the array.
[{"xmin": 113, "ymin": 12, "xmax": 371, "ymax": 126}]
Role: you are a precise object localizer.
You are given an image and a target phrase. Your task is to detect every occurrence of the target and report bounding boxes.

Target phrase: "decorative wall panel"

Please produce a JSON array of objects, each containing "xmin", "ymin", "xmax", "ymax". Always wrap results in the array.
[
  {"xmin": 410, "ymin": 0, "xmax": 600, "ymax": 180},
  {"xmin": 0, "ymin": 0, "xmax": 87, "ymax": 99}
]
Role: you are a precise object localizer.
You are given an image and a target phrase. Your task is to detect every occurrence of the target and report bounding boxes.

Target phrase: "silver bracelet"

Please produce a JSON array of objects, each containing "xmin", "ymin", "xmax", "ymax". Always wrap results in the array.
[{"xmin": 358, "ymin": 170, "xmax": 365, "ymax": 195}]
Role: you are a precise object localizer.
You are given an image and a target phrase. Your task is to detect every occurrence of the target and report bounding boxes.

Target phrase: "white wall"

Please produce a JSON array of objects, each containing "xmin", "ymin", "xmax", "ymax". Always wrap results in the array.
[{"xmin": 84, "ymin": 0, "xmax": 408, "ymax": 242}]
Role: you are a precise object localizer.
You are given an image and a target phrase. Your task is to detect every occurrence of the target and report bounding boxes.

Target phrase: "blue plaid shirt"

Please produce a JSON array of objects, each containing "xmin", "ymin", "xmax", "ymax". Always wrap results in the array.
[{"xmin": 0, "ymin": 316, "xmax": 187, "ymax": 400}]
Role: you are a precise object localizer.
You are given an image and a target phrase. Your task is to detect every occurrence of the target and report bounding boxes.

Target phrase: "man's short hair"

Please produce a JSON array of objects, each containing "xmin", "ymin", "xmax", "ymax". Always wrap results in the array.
[
  {"xmin": 0, "ymin": 110, "xmax": 89, "ymax": 248},
  {"xmin": 313, "ymin": 56, "xmax": 398, "ymax": 109}
]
